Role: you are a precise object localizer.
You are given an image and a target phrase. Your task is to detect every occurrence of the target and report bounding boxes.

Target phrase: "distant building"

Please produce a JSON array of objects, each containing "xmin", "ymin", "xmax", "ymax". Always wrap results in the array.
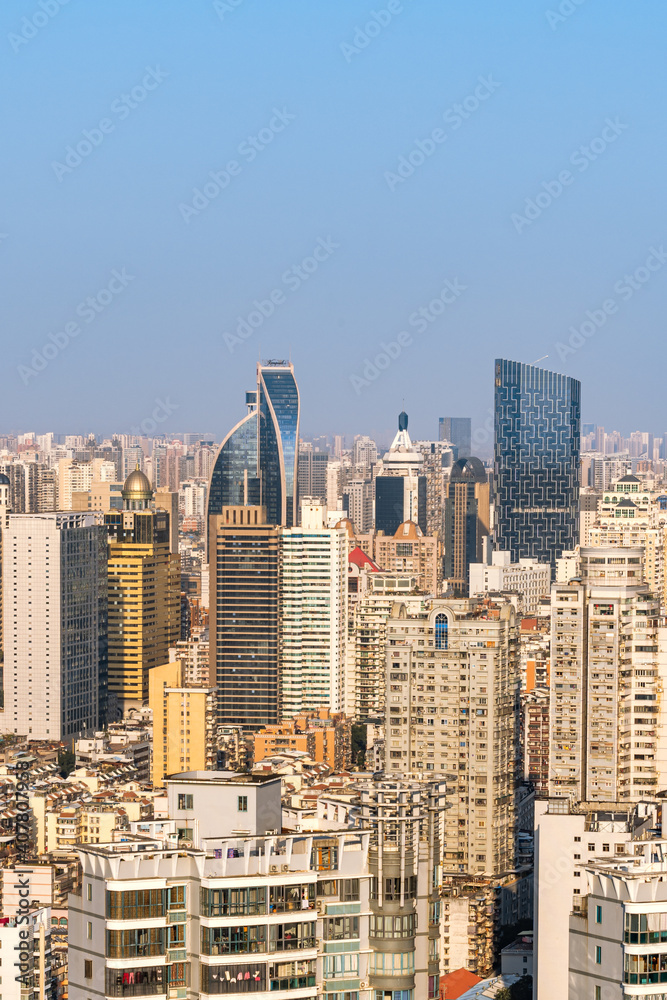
[
  {"xmin": 494, "ymin": 358, "xmax": 580, "ymax": 572},
  {"xmin": 0, "ymin": 512, "xmax": 108, "ymax": 740},
  {"xmin": 148, "ymin": 659, "xmax": 216, "ymax": 786},
  {"xmin": 253, "ymin": 708, "xmax": 352, "ymax": 771},
  {"xmin": 469, "ymin": 551, "xmax": 550, "ymax": 615},
  {"xmin": 444, "ymin": 457, "xmax": 490, "ymax": 594},
  {"xmin": 439, "ymin": 416, "xmax": 471, "ymax": 457}
]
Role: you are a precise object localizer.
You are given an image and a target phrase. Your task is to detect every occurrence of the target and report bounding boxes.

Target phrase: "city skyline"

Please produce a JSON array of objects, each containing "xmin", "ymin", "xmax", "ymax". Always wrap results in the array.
[{"xmin": 4, "ymin": 2, "xmax": 667, "ymax": 440}]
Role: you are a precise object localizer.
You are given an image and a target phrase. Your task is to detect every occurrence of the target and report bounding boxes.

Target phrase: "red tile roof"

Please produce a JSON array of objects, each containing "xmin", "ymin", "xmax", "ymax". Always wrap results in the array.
[{"xmin": 440, "ymin": 968, "xmax": 483, "ymax": 999}]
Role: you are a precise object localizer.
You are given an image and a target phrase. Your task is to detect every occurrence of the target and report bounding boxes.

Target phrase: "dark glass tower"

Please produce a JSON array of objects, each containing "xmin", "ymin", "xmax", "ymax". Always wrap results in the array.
[
  {"xmin": 207, "ymin": 361, "xmax": 300, "ymax": 533},
  {"xmin": 494, "ymin": 358, "xmax": 580, "ymax": 571}
]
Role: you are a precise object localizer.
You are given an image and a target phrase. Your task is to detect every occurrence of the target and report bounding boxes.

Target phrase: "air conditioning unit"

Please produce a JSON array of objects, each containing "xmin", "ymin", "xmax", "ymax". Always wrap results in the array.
[
  {"xmin": 316, "ymin": 899, "xmax": 325, "ymax": 914},
  {"xmin": 281, "ymin": 864, "xmax": 290, "ymax": 872},
  {"xmin": 269, "ymin": 864, "xmax": 279, "ymax": 874},
  {"xmin": 315, "ymin": 938, "xmax": 322, "ymax": 948},
  {"xmin": 360, "ymin": 981, "xmax": 369, "ymax": 990}
]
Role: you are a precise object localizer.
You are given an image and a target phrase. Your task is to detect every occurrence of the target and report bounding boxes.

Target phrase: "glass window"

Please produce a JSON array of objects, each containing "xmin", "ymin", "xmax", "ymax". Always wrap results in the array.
[
  {"xmin": 201, "ymin": 964, "xmax": 265, "ymax": 994},
  {"xmin": 201, "ymin": 925, "xmax": 266, "ymax": 956},
  {"xmin": 595, "ymin": 905, "xmax": 602, "ymax": 924},
  {"xmin": 435, "ymin": 613, "xmax": 448, "ymax": 650},
  {"xmin": 177, "ymin": 794, "xmax": 193, "ymax": 810},
  {"xmin": 107, "ymin": 890, "xmax": 166, "ymax": 920},
  {"xmin": 238, "ymin": 796, "xmax": 248, "ymax": 813},
  {"xmin": 324, "ymin": 916, "xmax": 359, "ymax": 940},
  {"xmin": 105, "ymin": 966, "xmax": 165, "ymax": 998},
  {"xmin": 201, "ymin": 886, "xmax": 266, "ymax": 917},
  {"xmin": 269, "ymin": 884, "xmax": 315, "ymax": 913}
]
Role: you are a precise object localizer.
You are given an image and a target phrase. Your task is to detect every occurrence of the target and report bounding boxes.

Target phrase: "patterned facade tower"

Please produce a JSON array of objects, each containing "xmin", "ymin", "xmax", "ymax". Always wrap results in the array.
[{"xmin": 494, "ymin": 358, "xmax": 580, "ymax": 572}]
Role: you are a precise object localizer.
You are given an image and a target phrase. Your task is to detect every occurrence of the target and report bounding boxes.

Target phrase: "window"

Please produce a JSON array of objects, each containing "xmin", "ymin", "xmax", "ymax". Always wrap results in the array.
[
  {"xmin": 87, "ymin": 883, "xmax": 92, "ymax": 901},
  {"xmin": 574, "ymin": 836, "xmax": 581, "ymax": 842},
  {"xmin": 595, "ymin": 946, "xmax": 602, "ymax": 964},
  {"xmin": 237, "ymin": 796, "xmax": 248, "ymax": 813},
  {"xmin": 311, "ymin": 843, "xmax": 338, "ymax": 871},
  {"xmin": 595, "ymin": 988, "xmax": 601, "ymax": 1000},
  {"xmin": 370, "ymin": 914, "xmax": 415, "ymax": 938},
  {"xmin": 316, "ymin": 880, "xmax": 338, "ymax": 897},
  {"xmin": 84, "ymin": 961, "xmax": 92, "ymax": 980},
  {"xmin": 269, "ymin": 884, "xmax": 315, "ymax": 913},
  {"xmin": 106, "ymin": 928, "xmax": 165, "ymax": 959},
  {"xmin": 107, "ymin": 890, "xmax": 166, "ymax": 920},
  {"xmin": 596, "ymin": 905, "xmax": 602, "ymax": 924},
  {"xmin": 324, "ymin": 916, "xmax": 359, "ymax": 940},
  {"xmin": 602, "ymin": 844, "xmax": 610, "ymax": 852},
  {"xmin": 435, "ymin": 613, "xmax": 448, "ymax": 650},
  {"xmin": 87, "ymin": 921, "xmax": 92, "ymax": 940},
  {"xmin": 624, "ymin": 911, "xmax": 667, "ymax": 944},
  {"xmin": 201, "ymin": 964, "xmax": 264, "ymax": 993},
  {"xmin": 177, "ymin": 794, "xmax": 193, "ymax": 810},
  {"xmin": 201, "ymin": 886, "xmax": 266, "ymax": 917},
  {"xmin": 341, "ymin": 879, "xmax": 359, "ymax": 902},
  {"xmin": 202, "ymin": 925, "xmax": 266, "ymax": 955}
]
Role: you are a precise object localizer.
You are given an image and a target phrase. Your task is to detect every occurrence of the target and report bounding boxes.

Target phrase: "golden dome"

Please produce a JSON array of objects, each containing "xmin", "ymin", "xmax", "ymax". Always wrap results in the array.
[
  {"xmin": 394, "ymin": 520, "xmax": 422, "ymax": 539},
  {"xmin": 122, "ymin": 467, "xmax": 152, "ymax": 497}
]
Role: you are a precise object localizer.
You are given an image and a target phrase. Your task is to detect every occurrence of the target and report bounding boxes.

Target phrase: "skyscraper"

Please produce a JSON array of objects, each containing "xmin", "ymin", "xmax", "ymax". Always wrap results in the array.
[
  {"xmin": 374, "ymin": 411, "xmax": 427, "ymax": 535},
  {"xmin": 209, "ymin": 505, "xmax": 281, "ymax": 729},
  {"xmin": 0, "ymin": 512, "xmax": 108, "ymax": 740},
  {"xmin": 494, "ymin": 358, "xmax": 580, "ymax": 571},
  {"xmin": 549, "ymin": 547, "xmax": 667, "ymax": 801},
  {"xmin": 104, "ymin": 469, "xmax": 180, "ymax": 714},
  {"xmin": 279, "ymin": 501, "xmax": 347, "ymax": 718},
  {"xmin": 385, "ymin": 597, "xmax": 519, "ymax": 875},
  {"xmin": 444, "ymin": 456, "xmax": 490, "ymax": 594},
  {"xmin": 439, "ymin": 416, "xmax": 471, "ymax": 457},
  {"xmin": 208, "ymin": 360, "xmax": 300, "ymax": 533}
]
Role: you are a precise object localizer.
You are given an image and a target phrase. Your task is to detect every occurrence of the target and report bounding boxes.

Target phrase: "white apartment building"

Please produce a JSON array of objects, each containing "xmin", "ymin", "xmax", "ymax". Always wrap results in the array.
[
  {"xmin": 0, "ymin": 513, "xmax": 108, "ymax": 740},
  {"xmin": 280, "ymin": 502, "xmax": 347, "ymax": 717},
  {"xmin": 549, "ymin": 547, "xmax": 667, "ymax": 801},
  {"xmin": 534, "ymin": 797, "xmax": 660, "ymax": 1000},
  {"xmin": 169, "ymin": 633, "xmax": 210, "ymax": 686},
  {"xmin": 57, "ymin": 458, "xmax": 115, "ymax": 509},
  {"xmin": 345, "ymin": 479, "xmax": 374, "ymax": 533},
  {"xmin": 0, "ymin": 907, "xmax": 53, "ymax": 1000},
  {"xmin": 569, "ymin": 838, "xmax": 667, "ymax": 999},
  {"xmin": 180, "ymin": 479, "xmax": 207, "ymax": 520},
  {"xmin": 384, "ymin": 597, "xmax": 519, "ymax": 876},
  {"xmin": 69, "ymin": 833, "xmax": 370, "ymax": 1000},
  {"xmin": 469, "ymin": 552, "xmax": 551, "ymax": 616},
  {"xmin": 345, "ymin": 588, "xmax": 426, "ymax": 720}
]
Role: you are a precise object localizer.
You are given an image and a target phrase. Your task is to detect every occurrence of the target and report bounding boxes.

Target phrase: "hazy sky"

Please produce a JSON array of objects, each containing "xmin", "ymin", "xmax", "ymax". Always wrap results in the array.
[{"xmin": 2, "ymin": 1, "xmax": 665, "ymax": 448}]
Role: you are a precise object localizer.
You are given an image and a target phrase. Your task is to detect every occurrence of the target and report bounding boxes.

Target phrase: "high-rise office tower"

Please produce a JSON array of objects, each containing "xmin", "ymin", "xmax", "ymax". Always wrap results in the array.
[
  {"xmin": 439, "ymin": 416, "xmax": 472, "ymax": 457},
  {"xmin": 352, "ymin": 435, "xmax": 378, "ymax": 471},
  {"xmin": 104, "ymin": 470, "xmax": 180, "ymax": 714},
  {"xmin": 375, "ymin": 411, "xmax": 427, "ymax": 535},
  {"xmin": 208, "ymin": 360, "xmax": 300, "ymax": 532},
  {"xmin": 209, "ymin": 505, "xmax": 281, "ymax": 729},
  {"xmin": 494, "ymin": 358, "xmax": 580, "ymax": 571},
  {"xmin": 296, "ymin": 442, "xmax": 328, "ymax": 509},
  {"xmin": 385, "ymin": 597, "xmax": 519, "ymax": 875},
  {"xmin": 443, "ymin": 456, "xmax": 490, "ymax": 594},
  {"xmin": 0, "ymin": 512, "xmax": 108, "ymax": 740},
  {"xmin": 280, "ymin": 502, "xmax": 347, "ymax": 718},
  {"xmin": 548, "ymin": 546, "xmax": 667, "ymax": 801}
]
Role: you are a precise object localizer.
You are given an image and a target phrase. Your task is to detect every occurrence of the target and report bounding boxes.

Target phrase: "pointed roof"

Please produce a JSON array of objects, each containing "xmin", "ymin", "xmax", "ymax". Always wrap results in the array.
[{"xmin": 348, "ymin": 546, "xmax": 381, "ymax": 571}]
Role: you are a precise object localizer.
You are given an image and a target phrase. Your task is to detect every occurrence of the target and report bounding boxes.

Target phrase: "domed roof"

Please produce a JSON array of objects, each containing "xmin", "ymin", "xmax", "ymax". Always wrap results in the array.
[
  {"xmin": 394, "ymin": 520, "xmax": 422, "ymax": 539},
  {"xmin": 334, "ymin": 517, "xmax": 356, "ymax": 538},
  {"xmin": 123, "ymin": 467, "xmax": 152, "ymax": 496},
  {"xmin": 450, "ymin": 457, "xmax": 487, "ymax": 482},
  {"xmin": 0, "ymin": 473, "xmax": 9, "ymax": 486}
]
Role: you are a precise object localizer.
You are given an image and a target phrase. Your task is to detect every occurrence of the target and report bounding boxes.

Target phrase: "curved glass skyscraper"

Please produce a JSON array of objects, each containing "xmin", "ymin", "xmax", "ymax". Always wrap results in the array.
[
  {"xmin": 208, "ymin": 361, "xmax": 300, "ymax": 530},
  {"xmin": 494, "ymin": 358, "xmax": 580, "ymax": 572}
]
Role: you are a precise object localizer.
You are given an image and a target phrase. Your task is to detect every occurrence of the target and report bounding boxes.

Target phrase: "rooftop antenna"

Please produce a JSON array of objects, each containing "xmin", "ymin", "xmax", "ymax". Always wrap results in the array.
[{"xmin": 532, "ymin": 355, "xmax": 549, "ymax": 365}]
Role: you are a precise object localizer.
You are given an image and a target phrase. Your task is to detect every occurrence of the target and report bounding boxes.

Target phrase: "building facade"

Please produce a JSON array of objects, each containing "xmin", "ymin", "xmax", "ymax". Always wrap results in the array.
[
  {"xmin": 548, "ymin": 547, "xmax": 667, "ymax": 801},
  {"xmin": 384, "ymin": 598, "xmax": 519, "ymax": 876},
  {"xmin": 209, "ymin": 506, "xmax": 281, "ymax": 728},
  {"xmin": 494, "ymin": 358, "xmax": 580, "ymax": 572},
  {"xmin": 0, "ymin": 512, "xmax": 108, "ymax": 740}
]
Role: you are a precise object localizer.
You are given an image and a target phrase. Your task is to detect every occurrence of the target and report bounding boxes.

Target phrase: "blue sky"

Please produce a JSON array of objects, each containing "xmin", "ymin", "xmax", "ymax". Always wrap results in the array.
[{"xmin": 2, "ymin": 0, "xmax": 665, "ymax": 447}]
